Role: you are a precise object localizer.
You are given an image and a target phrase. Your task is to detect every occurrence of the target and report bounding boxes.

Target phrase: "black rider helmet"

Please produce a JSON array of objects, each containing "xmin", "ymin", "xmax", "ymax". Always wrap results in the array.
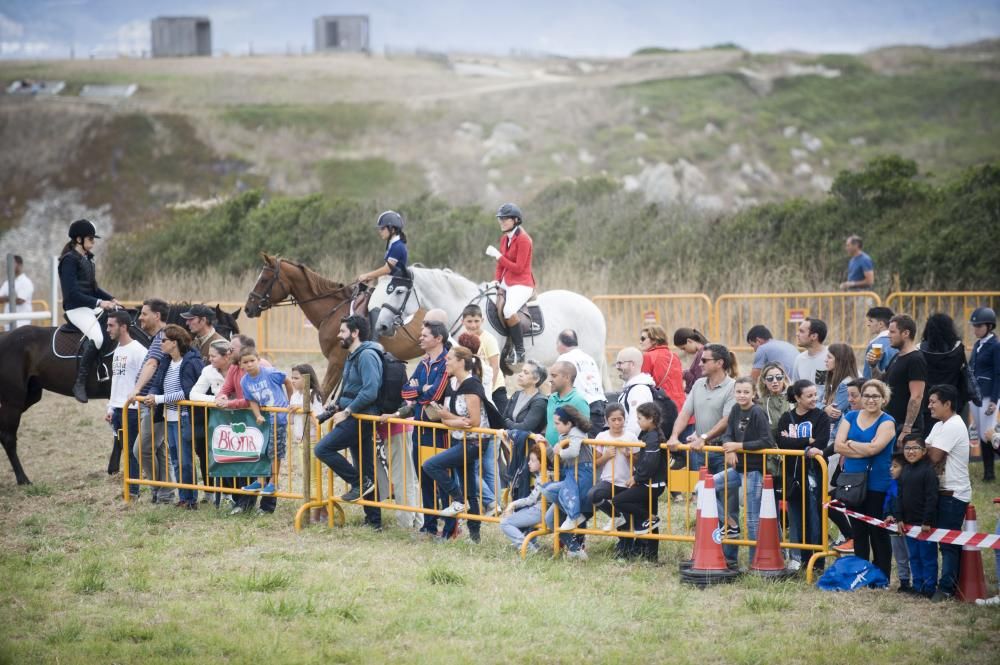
[
  {"xmin": 970, "ymin": 307, "xmax": 997, "ymax": 326},
  {"xmin": 496, "ymin": 203, "xmax": 523, "ymax": 223},
  {"xmin": 376, "ymin": 210, "xmax": 404, "ymax": 230},
  {"xmin": 68, "ymin": 218, "xmax": 100, "ymax": 240}
]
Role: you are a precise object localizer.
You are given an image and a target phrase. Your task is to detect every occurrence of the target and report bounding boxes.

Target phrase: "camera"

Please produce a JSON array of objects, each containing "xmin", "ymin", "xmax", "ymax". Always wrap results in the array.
[{"xmin": 316, "ymin": 408, "xmax": 337, "ymax": 425}]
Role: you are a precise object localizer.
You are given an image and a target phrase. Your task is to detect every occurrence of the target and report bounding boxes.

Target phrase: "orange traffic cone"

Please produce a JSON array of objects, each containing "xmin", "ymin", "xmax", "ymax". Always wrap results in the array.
[
  {"xmin": 679, "ymin": 466, "xmax": 709, "ymax": 572},
  {"xmin": 957, "ymin": 504, "xmax": 988, "ymax": 603},
  {"xmin": 750, "ymin": 474, "xmax": 795, "ymax": 579},
  {"xmin": 680, "ymin": 472, "xmax": 739, "ymax": 586}
]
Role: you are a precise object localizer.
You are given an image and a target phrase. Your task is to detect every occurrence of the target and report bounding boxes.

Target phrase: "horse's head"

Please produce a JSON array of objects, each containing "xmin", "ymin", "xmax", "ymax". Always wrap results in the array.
[
  {"xmin": 214, "ymin": 305, "xmax": 241, "ymax": 340},
  {"xmin": 374, "ymin": 275, "xmax": 418, "ymax": 338},
  {"xmin": 244, "ymin": 253, "xmax": 290, "ymax": 318}
]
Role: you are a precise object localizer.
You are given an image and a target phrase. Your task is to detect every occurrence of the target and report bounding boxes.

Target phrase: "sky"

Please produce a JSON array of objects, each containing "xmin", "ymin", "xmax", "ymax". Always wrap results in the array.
[{"xmin": 1, "ymin": 0, "xmax": 999, "ymax": 59}]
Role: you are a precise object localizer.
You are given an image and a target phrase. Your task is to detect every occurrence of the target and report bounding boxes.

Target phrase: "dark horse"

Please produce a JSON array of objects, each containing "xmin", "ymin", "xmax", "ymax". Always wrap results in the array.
[{"xmin": 0, "ymin": 303, "xmax": 240, "ymax": 485}]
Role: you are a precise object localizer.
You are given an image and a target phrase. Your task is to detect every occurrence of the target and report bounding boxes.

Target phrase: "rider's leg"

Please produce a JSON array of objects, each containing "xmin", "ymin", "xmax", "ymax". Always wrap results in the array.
[{"xmin": 66, "ymin": 307, "xmax": 104, "ymax": 403}]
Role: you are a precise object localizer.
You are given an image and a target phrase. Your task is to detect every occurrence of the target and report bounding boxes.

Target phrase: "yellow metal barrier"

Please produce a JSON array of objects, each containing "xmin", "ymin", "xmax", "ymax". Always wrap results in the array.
[
  {"xmin": 255, "ymin": 306, "xmax": 322, "ymax": 355},
  {"xmin": 885, "ymin": 291, "xmax": 1000, "ymax": 349},
  {"xmin": 715, "ymin": 292, "xmax": 881, "ymax": 352},
  {"xmin": 593, "ymin": 294, "xmax": 713, "ymax": 361},
  {"xmin": 521, "ymin": 439, "xmax": 833, "ymax": 581}
]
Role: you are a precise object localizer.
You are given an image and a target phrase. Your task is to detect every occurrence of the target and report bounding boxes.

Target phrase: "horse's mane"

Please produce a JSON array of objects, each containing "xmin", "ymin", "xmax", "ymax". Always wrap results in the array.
[
  {"xmin": 410, "ymin": 266, "xmax": 478, "ymax": 297},
  {"xmin": 281, "ymin": 259, "xmax": 347, "ymax": 297}
]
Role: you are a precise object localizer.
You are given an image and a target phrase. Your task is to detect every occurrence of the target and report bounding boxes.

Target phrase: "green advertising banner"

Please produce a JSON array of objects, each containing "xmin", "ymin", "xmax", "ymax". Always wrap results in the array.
[{"xmin": 208, "ymin": 409, "xmax": 273, "ymax": 478}]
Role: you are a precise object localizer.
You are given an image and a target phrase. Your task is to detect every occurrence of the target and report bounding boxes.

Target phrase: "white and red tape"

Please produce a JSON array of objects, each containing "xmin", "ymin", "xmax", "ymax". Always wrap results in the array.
[{"xmin": 825, "ymin": 501, "xmax": 1000, "ymax": 550}]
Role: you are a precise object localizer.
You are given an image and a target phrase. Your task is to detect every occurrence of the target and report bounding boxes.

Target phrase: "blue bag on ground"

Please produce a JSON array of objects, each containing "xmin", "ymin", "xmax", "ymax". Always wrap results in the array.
[{"xmin": 815, "ymin": 556, "xmax": 889, "ymax": 591}]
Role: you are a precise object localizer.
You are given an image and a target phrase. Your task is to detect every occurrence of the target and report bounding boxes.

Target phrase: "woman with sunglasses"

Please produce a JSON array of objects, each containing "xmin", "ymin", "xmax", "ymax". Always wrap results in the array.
[
  {"xmin": 756, "ymin": 362, "xmax": 791, "ymax": 438},
  {"xmin": 834, "ymin": 379, "xmax": 896, "ymax": 578}
]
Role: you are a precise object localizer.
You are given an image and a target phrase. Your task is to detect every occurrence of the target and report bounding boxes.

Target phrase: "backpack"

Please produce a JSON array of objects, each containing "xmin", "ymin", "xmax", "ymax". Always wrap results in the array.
[
  {"xmin": 815, "ymin": 555, "xmax": 888, "ymax": 591},
  {"xmin": 622, "ymin": 383, "xmax": 678, "ymax": 441},
  {"xmin": 365, "ymin": 348, "xmax": 408, "ymax": 414}
]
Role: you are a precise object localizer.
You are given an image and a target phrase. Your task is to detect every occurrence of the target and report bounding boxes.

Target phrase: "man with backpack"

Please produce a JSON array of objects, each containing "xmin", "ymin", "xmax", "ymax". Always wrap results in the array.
[
  {"xmin": 616, "ymin": 347, "xmax": 656, "ymax": 439},
  {"xmin": 314, "ymin": 315, "xmax": 384, "ymax": 529}
]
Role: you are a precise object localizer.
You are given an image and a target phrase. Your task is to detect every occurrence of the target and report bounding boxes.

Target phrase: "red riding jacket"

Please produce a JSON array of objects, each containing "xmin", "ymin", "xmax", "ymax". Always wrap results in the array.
[{"xmin": 494, "ymin": 227, "xmax": 535, "ymax": 288}]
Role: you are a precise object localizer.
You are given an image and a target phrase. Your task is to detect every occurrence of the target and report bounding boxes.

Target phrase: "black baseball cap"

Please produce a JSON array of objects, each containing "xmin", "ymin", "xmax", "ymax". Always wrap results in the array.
[{"xmin": 180, "ymin": 304, "xmax": 215, "ymax": 321}]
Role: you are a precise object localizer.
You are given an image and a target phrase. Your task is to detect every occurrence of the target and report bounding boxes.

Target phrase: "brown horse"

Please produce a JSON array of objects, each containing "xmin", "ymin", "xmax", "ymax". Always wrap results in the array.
[{"xmin": 242, "ymin": 254, "xmax": 424, "ymax": 398}]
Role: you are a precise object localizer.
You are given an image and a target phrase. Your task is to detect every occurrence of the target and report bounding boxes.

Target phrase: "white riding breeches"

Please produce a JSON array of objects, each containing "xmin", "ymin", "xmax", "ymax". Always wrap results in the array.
[
  {"xmin": 66, "ymin": 306, "xmax": 105, "ymax": 347},
  {"xmin": 971, "ymin": 400, "xmax": 997, "ymax": 444},
  {"xmin": 501, "ymin": 283, "xmax": 532, "ymax": 320}
]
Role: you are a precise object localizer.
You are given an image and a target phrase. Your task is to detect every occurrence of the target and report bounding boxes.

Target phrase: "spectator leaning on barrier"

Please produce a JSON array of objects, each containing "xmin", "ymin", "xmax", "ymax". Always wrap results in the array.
[
  {"xmin": 823, "ymin": 343, "xmax": 859, "ymax": 441},
  {"xmin": 537, "ymin": 404, "xmax": 593, "ymax": 559},
  {"xmin": 834, "ymin": 379, "xmax": 895, "ymax": 579},
  {"xmin": 746, "ymin": 324, "xmax": 799, "ymax": 385},
  {"xmin": 105, "ymin": 310, "xmax": 145, "ymax": 495},
  {"xmin": 924, "ymin": 384, "xmax": 972, "ymax": 603},
  {"xmin": 189, "ymin": 339, "xmax": 234, "ymax": 505},
  {"xmin": 314, "ymin": 316, "xmax": 384, "ymax": 528},
  {"xmin": 215, "ymin": 335, "xmax": 272, "ymax": 515},
  {"xmin": 639, "ymin": 324, "xmax": 686, "ymax": 415},
  {"xmin": 840, "ymin": 234, "xmax": 874, "ymax": 291},
  {"xmin": 918, "ymin": 313, "xmax": 967, "ymax": 438},
  {"xmin": 129, "ymin": 297, "xmax": 174, "ymax": 506},
  {"xmin": 239, "ymin": 346, "xmax": 293, "ymax": 512},
  {"xmin": 144, "ymin": 324, "xmax": 204, "ymax": 509},
  {"xmin": 455, "ymin": 332, "xmax": 498, "ymax": 512},
  {"xmin": 873, "ymin": 314, "xmax": 927, "ymax": 439},
  {"xmin": 556, "ymin": 329, "xmax": 608, "ymax": 437},
  {"xmin": 502, "ymin": 359, "xmax": 548, "ymax": 434},
  {"xmin": 792, "ymin": 318, "xmax": 829, "ymax": 404},
  {"xmin": 969, "ymin": 307, "xmax": 1000, "ymax": 483},
  {"xmin": 587, "ymin": 404, "xmax": 632, "ymax": 533},
  {"xmin": 0, "ymin": 254, "xmax": 34, "ymax": 328},
  {"xmin": 778, "ymin": 379, "xmax": 832, "ymax": 572},
  {"xmin": 757, "ymin": 361, "xmax": 792, "ymax": 440},
  {"xmin": 544, "ymin": 361, "xmax": 590, "ymax": 448},
  {"xmin": 499, "ymin": 441, "xmax": 547, "ymax": 553},
  {"xmin": 885, "ymin": 434, "xmax": 939, "ymax": 598},
  {"xmin": 863, "ymin": 306, "xmax": 897, "ymax": 380},
  {"xmin": 180, "ymin": 304, "xmax": 225, "ymax": 363},
  {"xmin": 616, "ymin": 346, "xmax": 655, "ymax": 440}
]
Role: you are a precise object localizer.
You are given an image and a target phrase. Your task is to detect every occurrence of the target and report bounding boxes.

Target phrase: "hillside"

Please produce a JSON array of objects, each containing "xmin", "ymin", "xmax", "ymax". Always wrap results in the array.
[{"xmin": 1, "ymin": 41, "xmax": 998, "ymax": 294}]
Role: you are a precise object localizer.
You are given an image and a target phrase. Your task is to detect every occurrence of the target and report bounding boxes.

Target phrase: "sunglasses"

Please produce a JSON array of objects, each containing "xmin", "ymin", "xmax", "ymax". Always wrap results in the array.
[
  {"xmin": 639, "ymin": 336, "xmax": 649, "ymax": 342},
  {"xmin": 764, "ymin": 374, "xmax": 784, "ymax": 382}
]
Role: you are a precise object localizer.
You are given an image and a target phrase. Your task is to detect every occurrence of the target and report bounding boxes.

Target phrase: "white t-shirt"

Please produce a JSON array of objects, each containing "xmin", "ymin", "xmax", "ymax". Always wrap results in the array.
[
  {"xmin": 290, "ymin": 391, "xmax": 323, "ymax": 443},
  {"xmin": 792, "ymin": 346, "xmax": 829, "ymax": 403},
  {"xmin": 557, "ymin": 348, "xmax": 605, "ymax": 405},
  {"xmin": 108, "ymin": 340, "xmax": 147, "ymax": 412},
  {"xmin": 0, "ymin": 273, "xmax": 34, "ymax": 327},
  {"xmin": 595, "ymin": 430, "xmax": 633, "ymax": 486},
  {"xmin": 927, "ymin": 413, "xmax": 972, "ymax": 502}
]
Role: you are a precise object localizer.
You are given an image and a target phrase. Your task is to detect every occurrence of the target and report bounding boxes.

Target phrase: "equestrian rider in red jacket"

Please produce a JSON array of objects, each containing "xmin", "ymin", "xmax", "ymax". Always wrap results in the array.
[{"xmin": 486, "ymin": 203, "xmax": 535, "ymax": 366}]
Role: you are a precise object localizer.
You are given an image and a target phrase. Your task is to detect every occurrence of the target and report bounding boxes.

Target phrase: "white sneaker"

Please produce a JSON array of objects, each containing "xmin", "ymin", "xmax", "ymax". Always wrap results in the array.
[
  {"xmin": 439, "ymin": 501, "xmax": 467, "ymax": 517},
  {"xmin": 787, "ymin": 559, "xmax": 802, "ymax": 572},
  {"xmin": 602, "ymin": 515, "xmax": 626, "ymax": 531},
  {"xmin": 975, "ymin": 595, "xmax": 1000, "ymax": 606},
  {"xmin": 566, "ymin": 548, "xmax": 588, "ymax": 561},
  {"xmin": 559, "ymin": 514, "xmax": 585, "ymax": 531}
]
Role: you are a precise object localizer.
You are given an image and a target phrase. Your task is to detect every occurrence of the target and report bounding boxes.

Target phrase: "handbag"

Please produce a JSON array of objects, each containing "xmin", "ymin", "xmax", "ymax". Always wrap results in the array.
[
  {"xmin": 832, "ymin": 461, "xmax": 873, "ymax": 509},
  {"xmin": 962, "ymin": 361, "xmax": 983, "ymax": 408}
]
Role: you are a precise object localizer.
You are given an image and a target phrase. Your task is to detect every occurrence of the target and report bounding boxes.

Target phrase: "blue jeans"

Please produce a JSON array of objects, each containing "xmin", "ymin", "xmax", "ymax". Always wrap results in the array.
[
  {"xmin": 713, "ymin": 468, "xmax": 763, "ymax": 562},
  {"xmin": 112, "ymin": 408, "xmax": 140, "ymax": 497},
  {"xmin": 906, "ymin": 536, "xmax": 938, "ymax": 594},
  {"xmin": 706, "ymin": 452, "xmax": 741, "ymax": 561},
  {"xmin": 412, "ymin": 427, "xmax": 455, "ymax": 537},
  {"xmin": 421, "ymin": 440, "xmax": 482, "ymax": 535},
  {"xmin": 166, "ymin": 414, "xmax": 196, "ymax": 503},
  {"xmin": 786, "ymin": 471, "xmax": 822, "ymax": 563},
  {"xmin": 540, "ymin": 462, "xmax": 593, "ymax": 552},
  {"xmin": 472, "ymin": 437, "xmax": 496, "ymax": 509},
  {"xmin": 314, "ymin": 416, "xmax": 380, "ymax": 526},
  {"xmin": 937, "ymin": 495, "xmax": 968, "ymax": 595}
]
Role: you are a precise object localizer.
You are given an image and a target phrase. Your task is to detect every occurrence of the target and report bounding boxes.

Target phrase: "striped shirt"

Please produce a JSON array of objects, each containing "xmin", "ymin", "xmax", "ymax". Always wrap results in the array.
[{"xmin": 160, "ymin": 359, "xmax": 184, "ymax": 421}]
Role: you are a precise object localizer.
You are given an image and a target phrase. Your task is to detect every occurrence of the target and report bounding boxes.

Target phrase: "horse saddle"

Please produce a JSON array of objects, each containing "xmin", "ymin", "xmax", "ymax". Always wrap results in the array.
[
  {"xmin": 53, "ymin": 318, "xmax": 115, "ymax": 379},
  {"xmin": 486, "ymin": 299, "xmax": 545, "ymax": 338}
]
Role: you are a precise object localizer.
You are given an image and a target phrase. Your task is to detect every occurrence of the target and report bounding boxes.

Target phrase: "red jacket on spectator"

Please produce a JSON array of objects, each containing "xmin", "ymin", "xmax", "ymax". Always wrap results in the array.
[
  {"xmin": 642, "ymin": 344, "xmax": 686, "ymax": 412},
  {"xmin": 494, "ymin": 227, "xmax": 535, "ymax": 288}
]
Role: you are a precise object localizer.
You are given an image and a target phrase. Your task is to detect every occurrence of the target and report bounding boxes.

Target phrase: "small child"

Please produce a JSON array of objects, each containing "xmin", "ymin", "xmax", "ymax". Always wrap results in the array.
[
  {"xmin": 611, "ymin": 402, "xmax": 667, "ymax": 541},
  {"xmin": 239, "ymin": 348, "xmax": 293, "ymax": 499},
  {"xmin": 537, "ymin": 405, "xmax": 593, "ymax": 559},
  {"xmin": 887, "ymin": 435, "xmax": 939, "ymax": 598},
  {"xmin": 499, "ymin": 442, "xmax": 546, "ymax": 553},
  {"xmin": 289, "ymin": 364, "xmax": 323, "ymax": 445},
  {"xmin": 587, "ymin": 404, "xmax": 633, "ymax": 532},
  {"xmin": 884, "ymin": 453, "xmax": 913, "ymax": 592}
]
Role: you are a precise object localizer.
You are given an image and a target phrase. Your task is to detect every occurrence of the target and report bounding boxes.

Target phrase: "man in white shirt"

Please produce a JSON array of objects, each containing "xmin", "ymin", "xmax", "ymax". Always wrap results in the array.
[
  {"xmin": 0, "ymin": 255, "xmax": 34, "ymax": 328},
  {"xmin": 614, "ymin": 346, "xmax": 654, "ymax": 440},
  {"xmin": 556, "ymin": 329, "xmax": 607, "ymax": 436},
  {"xmin": 104, "ymin": 311, "xmax": 147, "ymax": 497},
  {"xmin": 925, "ymin": 384, "xmax": 972, "ymax": 602},
  {"xmin": 792, "ymin": 318, "xmax": 829, "ymax": 403}
]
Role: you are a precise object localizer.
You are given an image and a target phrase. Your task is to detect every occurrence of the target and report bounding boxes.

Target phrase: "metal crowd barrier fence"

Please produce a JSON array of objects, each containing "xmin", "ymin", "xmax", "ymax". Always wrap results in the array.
[
  {"xmin": 520, "ymin": 439, "xmax": 833, "ymax": 581},
  {"xmin": 885, "ymin": 292, "xmax": 1000, "ymax": 350},
  {"xmin": 593, "ymin": 294, "xmax": 713, "ymax": 362},
  {"xmin": 714, "ymin": 292, "xmax": 881, "ymax": 352}
]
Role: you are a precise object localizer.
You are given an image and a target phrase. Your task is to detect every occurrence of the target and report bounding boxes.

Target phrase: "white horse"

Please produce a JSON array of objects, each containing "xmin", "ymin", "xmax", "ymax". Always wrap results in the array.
[{"xmin": 372, "ymin": 267, "xmax": 610, "ymax": 388}]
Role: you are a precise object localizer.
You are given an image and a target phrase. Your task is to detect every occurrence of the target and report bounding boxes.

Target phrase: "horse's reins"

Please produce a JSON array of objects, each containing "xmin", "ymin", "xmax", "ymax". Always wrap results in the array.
[{"xmin": 248, "ymin": 259, "xmax": 357, "ymax": 328}]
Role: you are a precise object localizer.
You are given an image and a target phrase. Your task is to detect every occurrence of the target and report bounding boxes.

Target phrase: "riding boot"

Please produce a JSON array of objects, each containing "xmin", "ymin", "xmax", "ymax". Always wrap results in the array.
[
  {"xmin": 507, "ymin": 322, "xmax": 526, "ymax": 365},
  {"xmin": 73, "ymin": 339, "xmax": 99, "ymax": 403}
]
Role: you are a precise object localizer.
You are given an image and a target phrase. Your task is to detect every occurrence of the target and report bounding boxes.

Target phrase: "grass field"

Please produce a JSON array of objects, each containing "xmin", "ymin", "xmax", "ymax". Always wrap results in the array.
[{"xmin": 1, "ymin": 392, "xmax": 999, "ymax": 664}]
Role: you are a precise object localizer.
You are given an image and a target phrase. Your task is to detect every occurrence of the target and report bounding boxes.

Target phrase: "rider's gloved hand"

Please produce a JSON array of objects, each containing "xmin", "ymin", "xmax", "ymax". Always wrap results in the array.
[{"xmin": 485, "ymin": 245, "xmax": 501, "ymax": 260}]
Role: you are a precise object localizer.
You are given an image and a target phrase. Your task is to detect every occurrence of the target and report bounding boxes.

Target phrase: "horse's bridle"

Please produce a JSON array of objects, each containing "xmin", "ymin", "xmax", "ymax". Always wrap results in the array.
[
  {"xmin": 381, "ymin": 277, "xmax": 421, "ymax": 331},
  {"xmin": 247, "ymin": 261, "xmax": 283, "ymax": 312}
]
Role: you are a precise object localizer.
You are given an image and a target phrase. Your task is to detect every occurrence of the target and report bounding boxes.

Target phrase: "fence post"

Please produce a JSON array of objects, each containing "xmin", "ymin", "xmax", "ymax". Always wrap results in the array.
[
  {"xmin": 301, "ymin": 375, "xmax": 312, "ymax": 513},
  {"xmin": 5, "ymin": 254, "xmax": 15, "ymax": 332}
]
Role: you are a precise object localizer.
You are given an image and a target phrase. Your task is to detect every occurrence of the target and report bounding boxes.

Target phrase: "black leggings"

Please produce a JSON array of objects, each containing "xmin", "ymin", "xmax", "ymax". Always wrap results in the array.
[
  {"xmin": 587, "ymin": 481, "xmax": 629, "ymax": 518},
  {"xmin": 611, "ymin": 485, "xmax": 664, "ymax": 526},
  {"xmin": 850, "ymin": 489, "xmax": 891, "ymax": 577}
]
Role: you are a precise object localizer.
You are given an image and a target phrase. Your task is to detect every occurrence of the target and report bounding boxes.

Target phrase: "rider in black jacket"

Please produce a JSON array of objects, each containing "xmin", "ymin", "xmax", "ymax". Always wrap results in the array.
[{"xmin": 58, "ymin": 219, "xmax": 119, "ymax": 402}]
